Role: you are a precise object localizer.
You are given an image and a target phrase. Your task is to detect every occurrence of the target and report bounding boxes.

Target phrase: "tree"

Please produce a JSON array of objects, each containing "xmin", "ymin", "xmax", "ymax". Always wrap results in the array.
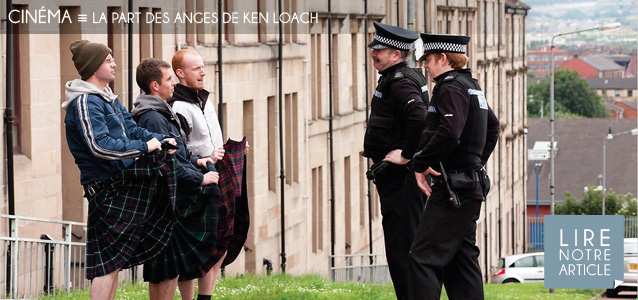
[
  {"xmin": 527, "ymin": 69, "xmax": 608, "ymax": 118},
  {"xmin": 555, "ymin": 187, "xmax": 635, "ymax": 216}
]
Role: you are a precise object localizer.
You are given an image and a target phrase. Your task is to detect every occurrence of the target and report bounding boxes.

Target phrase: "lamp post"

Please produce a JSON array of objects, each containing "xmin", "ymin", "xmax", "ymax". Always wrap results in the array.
[
  {"xmin": 534, "ymin": 163, "xmax": 542, "ymax": 250},
  {"xmin": 603, "ymin": 127, "xmax": 613, "ymax": 215},
  {"xmin": 549, "ymin": 22, "xmax": 621, "ymax": 215},
  {"xmin": 602, "ymin": 127, "xmax": 638, "ymax": 215}
]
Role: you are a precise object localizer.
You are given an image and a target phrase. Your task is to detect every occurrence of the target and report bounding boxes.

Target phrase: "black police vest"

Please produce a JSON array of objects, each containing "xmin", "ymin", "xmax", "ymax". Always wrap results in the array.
[
  {"xmin": 363, "ymin": 65, "xmax": 429, "ymax": 161},
  {"xmin": 445, "ymin": 72, "xmax": 489, "ymax": 169}
]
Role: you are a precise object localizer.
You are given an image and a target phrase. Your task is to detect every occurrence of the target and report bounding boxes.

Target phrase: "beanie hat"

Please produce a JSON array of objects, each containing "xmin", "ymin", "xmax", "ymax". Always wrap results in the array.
[{"xmin": 69, "ymin": 40, "xmax": 112, "ymax": 80}]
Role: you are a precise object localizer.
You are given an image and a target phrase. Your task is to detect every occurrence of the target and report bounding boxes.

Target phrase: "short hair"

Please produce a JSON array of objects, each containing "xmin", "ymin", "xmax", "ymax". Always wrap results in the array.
[
  {"xmin": 136, "ymin": 58, "xmax": 171, "ymax": 94},
  {"xmin": 171, "ymin": 49, "xmax": 201, "ymax": 74},
  {"xmin": 400, "ymin": 50, "xmax": 411, "ymax": 61},
  {"xmin": 428, "ymin": 52, "xmax": 469, "ymax": 70}
]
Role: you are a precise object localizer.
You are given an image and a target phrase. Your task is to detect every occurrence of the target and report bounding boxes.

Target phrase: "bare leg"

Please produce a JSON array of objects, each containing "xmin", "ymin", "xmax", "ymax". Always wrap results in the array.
[
  {"xmin": 150, "ymin": 277, "xmax": 178, "ymax": 300},
  {"xmin": 90, "ymin": 269, "xmax": 119, "ymax": 300},
  {"xmin": 198, "ymin": 252, "xmax": 227, "ymax": 295},
  {"xmin": 177, "ymin": 279, "xmax": 195, "ymax": 300}
]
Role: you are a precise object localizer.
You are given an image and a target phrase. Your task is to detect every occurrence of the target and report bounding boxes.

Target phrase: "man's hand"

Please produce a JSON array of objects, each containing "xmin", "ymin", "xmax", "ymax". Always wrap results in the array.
[
  {"xmin": 197, "ymin": 157, "xmax": 214, "ymax": 168},
  {"xmin": 211, "ymin": 146, "xmax": 225, "ymax": 163},
  {"xmin": 415, "ymin": 167, "xmax": 442, "ymax": 196},
  {"xmin": 202, "ymin": 171, "xmax": 219, "ymax": 185},
  {"xmin": 146, "ymin": 138, "xmax": 162, "ymax": 153},
  {"xmin": 163, "ymin": 138, "xmax": 178, "ymax": 155},
  {"xmin": 244, "ymin": 141, "xmax": 250, "ymax": 155},
  {"xmin": 384, "ymin": 149, "xmax": 409, "ymax": 165}
]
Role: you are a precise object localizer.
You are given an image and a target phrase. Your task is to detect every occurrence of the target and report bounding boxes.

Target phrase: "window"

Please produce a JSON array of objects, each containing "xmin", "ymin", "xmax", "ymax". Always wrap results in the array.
[
  {"xmin": 628, "ymin": 90, "xmax": 633, "ymax": 97},
  {"xmin": 615, "ymin": 90, "xmax": 621, "ymax": 97},
  {"xmin": 535, "ymin": 255, "xmax": 544, "ymax": 267},
  {"xmin": 332, "ymin": 32, "xmax": 340, "ymax": 114},
  {"xmin": 284, "ymin": 93, "xmax": 298, "ymax": 184},
  {"xmin": 107, "ymin": 7, "xmax": 124, "ymax": 96},
  {"xmin": 359, "ymin": 154, "xmax": 366, "ymax": 227},
  {"xmin": 310, "ymin": 31, "xmax": 324, "ymax": 120},
  {"xmin": 268, "ymin": 96, "xmax": 277, "ymax": 191},
  {"xmin": 12, "ymin": 11, "xmax": 23, "ymax": 153},
  {"xmin": 511, "ymin": 256, "xmax": 535, "ymax": 268},
  {"xmin": 344, "ymin": 156, "xmax": 352, "ymax": 253},
  {"xmin": 312, "ymin": 166, "xmax": 324, "ymax": 253}
]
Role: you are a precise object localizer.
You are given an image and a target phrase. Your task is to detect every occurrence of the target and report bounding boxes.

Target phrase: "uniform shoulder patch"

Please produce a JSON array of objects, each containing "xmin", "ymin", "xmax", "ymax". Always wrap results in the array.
[
  {"xmin": 394, "ymin": 71, "xmax": 404, "ymax": 78},
  {"xmin": 443, "ymin": 75, "xmax": 455, "ymax": 81}
]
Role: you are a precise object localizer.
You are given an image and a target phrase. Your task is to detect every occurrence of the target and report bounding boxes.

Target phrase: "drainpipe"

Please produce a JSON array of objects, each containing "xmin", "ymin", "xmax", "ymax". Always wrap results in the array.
[
  {"xmin": 396, "ymin": 0, "xmax": 400, "ymax": 26},
  {"xmin": 128, "ymin": 0, "xmax": 133, "ymax": 109},
  {"xmin": 511, "ymin": 8, "xmax": 516, "ymax": 256},
  {"xmin": 277, "ymin": 0, "xmax": 286, "ymax": 273},
  {"xmin": 328, "ymin": 0, "xmax": 336, "ymax": 269},
  {"xmin": 407, "ymin": 0, "xmax": 415, "ymax": 67},
  {"xmin": 424, "ymin": 0, "xmax": 428, "ymax": 33},
  {"xmin": 483, "ymin": 0, "xmax": 491, "ymax": 283},
  {"xmin": 364, "ymin": 0, "xmax": 373, "ymax": 260},
  {"xmin": 127, "ymin": 0, "xmax": 137, "ymax": 280},
  {"xmin": 522, "ymin": 8, "xmax": 527, "ymax": 253},
  {"xmin": 5, "ymin": 0, "xmax": 15, "ymax": 295},
  {"xmin": 218, "ymin": 0, "xmax": 224, "ymax": 134}
]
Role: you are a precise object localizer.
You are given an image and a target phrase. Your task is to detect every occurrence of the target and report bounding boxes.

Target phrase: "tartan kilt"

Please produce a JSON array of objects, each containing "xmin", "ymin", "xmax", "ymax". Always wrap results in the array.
[
  {"xmin": 85, "ymin": 151, "xmax": 177, "ymax": 280},
  {"xmin": 143, "ymin": 185, "xmax": 221, "ymax": 283},
  {"xmin": 179, "ymin": 139, "xmax": 250, "ymax": 280}
]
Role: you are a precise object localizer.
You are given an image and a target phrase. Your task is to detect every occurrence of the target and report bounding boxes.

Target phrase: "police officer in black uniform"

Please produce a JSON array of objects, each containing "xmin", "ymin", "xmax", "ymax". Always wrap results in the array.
[
  {"xmin": 408, "ymin": 34, "xmax": 499, "ymax": 300},
  {"xmin": 362, "ymin": 22, "xmax": 429, "ymax": 300}
]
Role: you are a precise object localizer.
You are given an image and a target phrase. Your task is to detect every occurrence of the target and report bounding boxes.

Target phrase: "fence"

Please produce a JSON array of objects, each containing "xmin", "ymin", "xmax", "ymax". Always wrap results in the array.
[
  {"xmin": 526, "ymin": 215, "xmax": 638, "ymax": 252},
  {"xmin": 0, "ymin": 214, "xmax": 140, "ymax": 299},
  {"xmin": 328, "ymin": 254, "xmax": 391, "ymax": 284}
]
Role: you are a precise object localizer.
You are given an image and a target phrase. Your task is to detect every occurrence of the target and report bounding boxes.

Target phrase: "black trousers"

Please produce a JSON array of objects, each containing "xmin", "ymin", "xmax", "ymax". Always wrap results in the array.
[
  {"xmin": 408, "ymin": 183, "xmax": 483, "ymax": 300},
  {"xmin": 374, "ymin": 163, "xmax": 425, "ymax": 300}
]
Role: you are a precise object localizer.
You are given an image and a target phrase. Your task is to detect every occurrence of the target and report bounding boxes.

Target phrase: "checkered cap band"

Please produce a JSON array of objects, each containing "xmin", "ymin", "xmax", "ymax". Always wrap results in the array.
[
  {"xmin": 374, "ymin": 34, "xmax": 413, "ymax": 50},
  {"xmin": 423, "ymin": 42, "xmax": 467, "ymax": 53}
]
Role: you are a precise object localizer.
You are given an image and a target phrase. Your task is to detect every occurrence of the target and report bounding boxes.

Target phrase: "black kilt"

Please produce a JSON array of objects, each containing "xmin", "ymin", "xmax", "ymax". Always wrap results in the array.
[{"xmin": 143, "ymin": 185, "xmax": 221, "ymax": 283}]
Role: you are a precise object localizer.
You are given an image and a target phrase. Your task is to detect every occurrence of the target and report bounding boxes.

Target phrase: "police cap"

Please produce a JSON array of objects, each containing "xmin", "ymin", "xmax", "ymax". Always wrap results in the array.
[
  {"xmin": 418, "ymin": 33, "xmax": 470, "ymax": 61},
  {"xmin": 367, "ymin": 22, "xmax": 418, "ymax": 51}
]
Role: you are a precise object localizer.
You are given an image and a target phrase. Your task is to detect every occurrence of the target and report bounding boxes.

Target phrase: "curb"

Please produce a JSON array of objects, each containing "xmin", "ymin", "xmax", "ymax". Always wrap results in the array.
[{"xmin": 589, "ymin": 290, "xmax": 606, "ymax": 300}]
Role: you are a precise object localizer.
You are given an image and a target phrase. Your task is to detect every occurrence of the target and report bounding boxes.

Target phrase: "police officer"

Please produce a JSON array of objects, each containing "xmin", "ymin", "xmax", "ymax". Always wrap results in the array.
[
  {"xmin": 362, "ymin": 22, "xmax": 429, "ymax": 300},
  {"xmin": 409, "ymin": 34, "xmax": 500, "ymax": 300}
]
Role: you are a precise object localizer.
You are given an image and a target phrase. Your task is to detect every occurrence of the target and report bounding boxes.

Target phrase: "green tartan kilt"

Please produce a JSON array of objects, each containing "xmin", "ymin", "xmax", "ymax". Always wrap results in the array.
[{"xmin": 143, "ymin": 185, "xmax": 220, "ymax": 283}]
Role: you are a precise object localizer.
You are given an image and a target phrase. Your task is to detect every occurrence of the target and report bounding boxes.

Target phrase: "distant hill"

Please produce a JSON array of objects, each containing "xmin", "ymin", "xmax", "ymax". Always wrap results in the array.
[{"xmin": 525, "ymin": 0, "xmax": 637, "ymax": 49}]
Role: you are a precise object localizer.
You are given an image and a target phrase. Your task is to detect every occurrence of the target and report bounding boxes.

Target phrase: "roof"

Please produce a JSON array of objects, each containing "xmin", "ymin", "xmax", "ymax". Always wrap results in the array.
[
  {"xmin": 580, "ymin": 55, "xmax": 624, "ymax": 71},
  {"xmin": 618, "ymin": 101, "xmax": 638, "ymax": 110},
  {"xmin": 526, "ymin": 118, "xmax": 638, "ymax": 203},
  {"xmin": 505, "ymin": 0, "xmax": 531, "ymax": 10},
  {"xmin": 586, "ymin": 78, "xmax": 638, "ymax": 90}
]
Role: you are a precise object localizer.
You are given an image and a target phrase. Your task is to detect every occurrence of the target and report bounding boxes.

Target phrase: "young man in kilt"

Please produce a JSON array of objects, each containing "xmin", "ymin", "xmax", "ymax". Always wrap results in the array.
[
  {"xmin": 131, "ymin": 58, "xmax": 222, "ymax": 300},
  {"xmin": 62, "ymin": 40, "xmax": 178, "ymax": 300},
  {"xmin": 169, "ymin": 49, "xmax": 250, "ymax": 300}
]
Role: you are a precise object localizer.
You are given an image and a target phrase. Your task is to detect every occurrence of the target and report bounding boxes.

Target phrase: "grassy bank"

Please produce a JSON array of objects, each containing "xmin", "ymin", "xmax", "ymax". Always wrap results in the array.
[{"xmin": 40, "ymin": 274, "xmax": 602, "ymax": 300}]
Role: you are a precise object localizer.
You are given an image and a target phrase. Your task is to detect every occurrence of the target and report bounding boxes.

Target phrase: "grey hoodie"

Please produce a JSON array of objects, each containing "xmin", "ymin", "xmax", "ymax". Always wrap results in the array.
[
  {"xmin": 131, "ymin": 94, "xmax": 179, "ymax": 121},
  {"xmin": 62, "ymin": 79, "xmax": 117, "ymax": 109},
  {"xmin": 131, "ymin": 94, "xmax": 187, "ymax": 139}
]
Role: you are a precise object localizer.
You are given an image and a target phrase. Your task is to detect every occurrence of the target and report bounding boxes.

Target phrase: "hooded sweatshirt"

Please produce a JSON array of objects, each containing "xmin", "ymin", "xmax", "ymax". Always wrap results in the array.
[
  {"xmin": 131, "ymin": 94, "xmax": 204, "ymax": 194},
  {"xmin": 63, "ymin": 79, "xmax": 166, "ymax": 185}
]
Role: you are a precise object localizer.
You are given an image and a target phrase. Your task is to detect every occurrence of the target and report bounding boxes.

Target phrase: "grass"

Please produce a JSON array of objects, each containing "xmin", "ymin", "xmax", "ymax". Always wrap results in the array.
[{"xmin": 39, "ymin": 274, "xmax": 603, "ymax": 300}]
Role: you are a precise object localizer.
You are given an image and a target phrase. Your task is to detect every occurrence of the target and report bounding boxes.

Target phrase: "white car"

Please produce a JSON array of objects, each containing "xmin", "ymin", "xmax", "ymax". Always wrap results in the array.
[
  {"xmin": 490, "ymin": 252, "xmax": 544, "ymax": 283},
  {"xmin": 606, "ymin": 238, "xmax": 638, "ymax": 297}
]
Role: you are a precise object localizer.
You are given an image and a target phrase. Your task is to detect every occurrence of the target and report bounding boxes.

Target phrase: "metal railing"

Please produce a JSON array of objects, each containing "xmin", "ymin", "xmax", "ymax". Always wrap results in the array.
[
  {"xmin": 526, "ymin": 215, "xmax": 638, "ymax": 252},
  {"xmin": 1, "ymin": 214, "xmax": 141, "ymax": 298},
  {"xmin": 328, "ymin": 254, "xmax": 390, "ymax": 284}
]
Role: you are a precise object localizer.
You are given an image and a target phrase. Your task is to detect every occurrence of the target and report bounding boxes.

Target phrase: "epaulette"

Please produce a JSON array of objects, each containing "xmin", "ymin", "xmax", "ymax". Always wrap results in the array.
[
  {"xmin": 394, "ymin": 71, "xmax": 404, "ymax": 78},
  {"xmin": 441, "ymin": 74, "xmax": 457, "ymax": 82}
]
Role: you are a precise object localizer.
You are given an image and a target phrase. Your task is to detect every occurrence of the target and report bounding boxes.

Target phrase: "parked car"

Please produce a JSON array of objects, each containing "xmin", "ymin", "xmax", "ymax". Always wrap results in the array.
[
  {"xmin": 606, "ymin": 238, "xmax": 638, "ymax": 297},
  {"xmin": 490, "ymin": 252, "xmax": 544, "ymax": 283}
]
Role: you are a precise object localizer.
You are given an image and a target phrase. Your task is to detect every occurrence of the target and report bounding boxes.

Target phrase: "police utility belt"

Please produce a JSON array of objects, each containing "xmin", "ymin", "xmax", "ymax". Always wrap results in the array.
[{"xmin": 432, "ymin": 166, "xmax": 491, "ymax": 198}]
